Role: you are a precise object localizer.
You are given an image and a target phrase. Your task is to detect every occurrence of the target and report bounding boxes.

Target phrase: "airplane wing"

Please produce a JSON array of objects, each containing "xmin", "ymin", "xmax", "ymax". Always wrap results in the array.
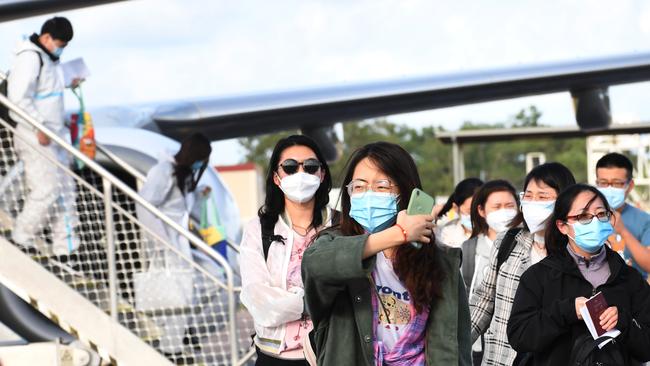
[
  {"xmin": 0, "ymin": 0, "xmax": 125, "ymax": 23},
  {"xmin": 150, "ymin": 52, "xmax": 650, "ymax": 139}
]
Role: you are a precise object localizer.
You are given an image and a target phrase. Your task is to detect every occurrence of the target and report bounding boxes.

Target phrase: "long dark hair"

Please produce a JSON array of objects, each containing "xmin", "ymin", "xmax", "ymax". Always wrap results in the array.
[
  {"xmin": 544, "ymin": 184, "xmax": 613, "ymax": 256},
  {"xmin": 173, "ymin": 133, "xmax": 212, "ymax": 194},
  {"xmin": 258, "ymin": 135, "xmax": 332, "ymax": 231},
  {"xmin": 509, "ymin": 162, "xmax": 576, "ymax": 230},
  {"xmin": 339, "ymin": 141, "xmax": 444, "ymax": 313},
  {"xmin": 470, "ymin": 180, "xmax": 518, "ymax": 238},
  {"xmin": 437, "ymin": 178, "xmax": 483, "ymax": 220}
]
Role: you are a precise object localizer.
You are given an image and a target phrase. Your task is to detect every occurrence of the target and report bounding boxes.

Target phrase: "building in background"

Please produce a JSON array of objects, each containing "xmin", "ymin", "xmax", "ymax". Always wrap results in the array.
[{"xmin": 215, "ymin": 163, "xmax": 264, "ymax": 224}]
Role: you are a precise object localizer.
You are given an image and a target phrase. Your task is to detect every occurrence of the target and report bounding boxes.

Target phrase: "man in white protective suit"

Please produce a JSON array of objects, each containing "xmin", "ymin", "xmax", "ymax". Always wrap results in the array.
[{"xmin": 8, "ymin": 17, "xmax": 81, "ymax": 256}]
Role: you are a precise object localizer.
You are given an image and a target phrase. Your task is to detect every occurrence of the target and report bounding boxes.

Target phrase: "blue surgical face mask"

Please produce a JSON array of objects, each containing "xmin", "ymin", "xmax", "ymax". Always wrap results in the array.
[
  {"xmin": 460, "ymin": 213, "xmax": 472, "ymax": 230},
  {"xmin": 53, "ymin": 47, "xmax": 63, "ymax": 57},
  {"xmin": 349, "ymin": 192, "xmax": 398, "ymax": 233},
  {"xmin": 570, "ymin": 219, "xmax": 614, "ymax": 253},
  {"xmin": 191, "ymin": 161, "xmax": 205, "ymax": 172},
  {"xmin": 597, "ymin": 186, "xmax": 626, "ymax": 210}
]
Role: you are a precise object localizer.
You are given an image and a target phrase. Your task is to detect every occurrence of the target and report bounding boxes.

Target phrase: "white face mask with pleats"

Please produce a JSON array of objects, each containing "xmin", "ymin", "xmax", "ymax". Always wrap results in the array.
[
  {"xmin": 521, "ymin": 200, "xmax": 555, "ymax": 234},
  {"xmin": 278, "ymin": 172, "xmax": 321, "ymax": 203},
  {"xmin": 485, "ymin": 208, "xmax": 518, "ymax": 233}
]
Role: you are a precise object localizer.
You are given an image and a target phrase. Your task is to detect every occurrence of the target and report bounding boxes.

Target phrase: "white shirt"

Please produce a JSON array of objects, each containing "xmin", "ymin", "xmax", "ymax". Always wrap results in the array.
[
  {"xmin": 469, "ymin": 234, "xmax": 494, "ymax": 353},
  {"xmin": 529, "ymin": 235, "xmax": 547, "ymax": 265},
  {"xmin": 437, "ymin": 218, "xmax": 470, "ymax": 248},
  {"xmin": 469, "ymin": 234, "xmax": 494, "ymax": 297},
  {"xmin": 373, "ymin": 251, "xmax": 412, "ymax": 351}
]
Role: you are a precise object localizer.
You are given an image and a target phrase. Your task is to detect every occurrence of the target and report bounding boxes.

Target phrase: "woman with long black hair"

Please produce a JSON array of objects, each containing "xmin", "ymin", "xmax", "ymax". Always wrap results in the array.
[
  {"xmin": 137, "ymin": 132, "xmax": 213, "ymax": 263},
  {"xmin": 239, "ymin": 135, "xmax": 333, "ymax": 365},
  {"xmin": 507, "ymin": 184, "xmax": 650, "ymax": 365},
  {"xmin": 469, "ymin": 163, "xmax": 575, "ymax": 366},
  {"xmin": 135, "ymin": 132, "xmax": 213, "ymax": 355},
  {"xmin": 302, "ymin": 141, "xmax": 471, "ymax": 366}
]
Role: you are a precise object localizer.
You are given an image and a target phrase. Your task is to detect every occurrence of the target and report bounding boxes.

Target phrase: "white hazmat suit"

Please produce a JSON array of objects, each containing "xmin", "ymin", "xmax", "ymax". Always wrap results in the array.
[
  {"xmin": 8, "ymin": 35, "xmax": 79, "ymax": 255},
  {"xmin": 135, "ymin": 154, "xmax": 197, "ymax": 353}
]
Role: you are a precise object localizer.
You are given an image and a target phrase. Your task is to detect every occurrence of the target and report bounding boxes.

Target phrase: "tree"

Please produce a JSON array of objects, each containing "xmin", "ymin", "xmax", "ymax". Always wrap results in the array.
[
  {"xmin": 460, "ymin": 106, "xmax": 587, "ymax": 187},
  {"xmin": 238, "ymin": 130, "xmax": 299, "ymax": 171},
  {"xmin": 237, "ymin": 106, "xmax": 588, "ymax": 199},
  {"xmin": 512, "ymin": 105, "xmax": 542, "ymax": 127},
  {"xmin": 237, "ymin": 120, "xmax": 454, "ymax": 197}
]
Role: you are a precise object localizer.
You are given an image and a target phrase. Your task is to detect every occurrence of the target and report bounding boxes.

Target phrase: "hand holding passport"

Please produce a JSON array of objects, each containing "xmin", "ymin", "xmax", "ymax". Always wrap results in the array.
[{"xmin": 579, "ymin": 292, "xmax": 621, "ymax": 348}]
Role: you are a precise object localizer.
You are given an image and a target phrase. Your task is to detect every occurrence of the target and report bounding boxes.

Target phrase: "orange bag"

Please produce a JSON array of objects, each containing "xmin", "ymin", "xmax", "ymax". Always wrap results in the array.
[{"xmin": 70, "ymin": 86, "xmax": 96, "ymax": 168}]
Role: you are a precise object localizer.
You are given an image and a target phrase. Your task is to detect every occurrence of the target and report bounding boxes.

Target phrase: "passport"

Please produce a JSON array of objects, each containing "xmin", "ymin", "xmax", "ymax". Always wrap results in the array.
[
  {"xmin": 584, "ymin": 292, "xmax": 608, "ymax": 336},
  {"xmin": 579, "ymin": 291, "xmax": 620, "ymax": 348}
]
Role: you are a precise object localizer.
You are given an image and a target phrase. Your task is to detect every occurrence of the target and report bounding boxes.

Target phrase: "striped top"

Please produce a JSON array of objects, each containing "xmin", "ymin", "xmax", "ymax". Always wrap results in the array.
[{"xmin": 469, "ymin": 229, "xmax": 536, "ymax": 366}]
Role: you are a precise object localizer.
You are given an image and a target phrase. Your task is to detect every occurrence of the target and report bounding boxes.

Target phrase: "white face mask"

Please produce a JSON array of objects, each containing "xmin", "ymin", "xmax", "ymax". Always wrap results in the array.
[
  {"xmin": 278, "ymin": 172, "xmax": 321, "ymax": 203},
  {"xmin": 485, "ymin": 208, "xmax": 517, "ymax": 233},
  {"xmin": 521, "ymin": 200, "xmax": 555, "ymax": 234}
]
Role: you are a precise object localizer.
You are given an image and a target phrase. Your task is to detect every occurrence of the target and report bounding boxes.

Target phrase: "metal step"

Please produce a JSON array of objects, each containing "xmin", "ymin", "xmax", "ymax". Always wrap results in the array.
[
  {"xmin": 0, "ymin": 236, "xmax": 173, "ymax": 365},
  {"xmin": 0, "ymin": 341, "xmax": 99, "ymax": 366}
]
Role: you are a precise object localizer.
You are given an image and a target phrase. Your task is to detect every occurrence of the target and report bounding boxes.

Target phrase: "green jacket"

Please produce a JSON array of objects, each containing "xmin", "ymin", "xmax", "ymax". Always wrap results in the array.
[{"xmin": 302, "ymin": 230, "xmax": 472, "ymax": 366}]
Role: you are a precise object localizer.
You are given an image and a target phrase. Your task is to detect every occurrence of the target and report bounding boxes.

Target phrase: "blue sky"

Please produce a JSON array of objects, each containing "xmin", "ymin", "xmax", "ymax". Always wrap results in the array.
[{"xmin": 2, "ymin": 0, "xmax": 650, "ymax": 164}]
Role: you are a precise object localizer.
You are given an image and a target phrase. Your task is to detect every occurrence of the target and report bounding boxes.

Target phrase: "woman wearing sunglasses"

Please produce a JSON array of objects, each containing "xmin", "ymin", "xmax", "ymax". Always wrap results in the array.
[
  {"xmin": 302, "ymin": 142, "xmax": 471, "ymax": 366},
  {"xmin": 239, "ymin": 135, "xmax": 333, "ymax": 366},
  {"xmin": 507, "ymin": 184, "xmax": 650, "ymax": 365}
]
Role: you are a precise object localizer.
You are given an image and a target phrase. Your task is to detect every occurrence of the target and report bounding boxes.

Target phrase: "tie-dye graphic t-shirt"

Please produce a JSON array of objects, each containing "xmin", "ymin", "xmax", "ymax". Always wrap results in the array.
[{"xmin": 373, "ymin": 251, "xmax": 413, "ymax": 351}]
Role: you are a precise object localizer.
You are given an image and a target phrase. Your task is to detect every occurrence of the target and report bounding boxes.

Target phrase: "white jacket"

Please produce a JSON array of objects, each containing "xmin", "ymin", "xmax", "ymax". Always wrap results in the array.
[
  {"xmin": 8, "ymin": 35, "xmax": 66, "ymax": 136},
  {"xmin": 136, "ymin": 156, "xmax": 195, "ymax": 267},
  {"xmin": 239, "ymin": 209, "xmax": 333, "ymax": 355}
]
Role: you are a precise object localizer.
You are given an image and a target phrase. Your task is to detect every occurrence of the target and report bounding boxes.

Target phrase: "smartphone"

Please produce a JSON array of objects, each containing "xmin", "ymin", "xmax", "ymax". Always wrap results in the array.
[
  {"xmin": 406, "ymin": 189, "xmax": 435, "ymax": 249},
  {"xmin": 407, "ymin": 188, "xmax": 435, "ymax": 216}
]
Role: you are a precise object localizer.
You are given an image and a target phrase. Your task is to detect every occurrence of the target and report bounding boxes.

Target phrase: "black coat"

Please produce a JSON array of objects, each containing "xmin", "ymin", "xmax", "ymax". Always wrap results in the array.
[{"xmin": 507, "ymin": 246, "xmax": 650, "ymax": 365}]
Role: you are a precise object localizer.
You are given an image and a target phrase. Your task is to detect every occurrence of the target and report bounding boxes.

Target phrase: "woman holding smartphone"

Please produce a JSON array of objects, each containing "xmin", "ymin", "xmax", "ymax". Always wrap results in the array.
[
  {"xmin": 302, "ymin": 141, "xmax": 471, "ymax": 366},
  {"xmin": 239, "ymin": 135, "xmax": 334, "ymax": 365}
]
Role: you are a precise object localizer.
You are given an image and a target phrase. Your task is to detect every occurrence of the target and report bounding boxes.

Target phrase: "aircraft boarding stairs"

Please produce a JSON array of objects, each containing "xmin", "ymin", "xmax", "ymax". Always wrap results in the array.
[{"xmin": 0, "ymin": 83, "xmax": 255, "ymax": 365}]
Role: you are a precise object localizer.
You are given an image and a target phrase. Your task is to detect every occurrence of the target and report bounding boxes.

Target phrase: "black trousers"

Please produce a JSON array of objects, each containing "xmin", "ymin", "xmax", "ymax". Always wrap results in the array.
[{"xmin": 255, "ymin": 347, "xmax": 308, "ymax": 366}]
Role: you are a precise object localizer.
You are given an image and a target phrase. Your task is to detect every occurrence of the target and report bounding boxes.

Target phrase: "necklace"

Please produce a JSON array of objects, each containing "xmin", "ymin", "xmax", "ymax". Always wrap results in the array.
[{"xmin": 292, "ymin": 223, "xmax": 310, "ymax": 236}]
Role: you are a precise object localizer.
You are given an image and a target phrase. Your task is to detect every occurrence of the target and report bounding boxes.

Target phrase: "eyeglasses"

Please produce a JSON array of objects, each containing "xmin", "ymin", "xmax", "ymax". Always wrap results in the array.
[
  {"xmin": 278, "ymin": 158, "xmax": 321, "ymax": 175},
  {"xmin": 565, "ymin": 211, "xmax": 612, "ymax": 225},
  {"xmin": 519, "ymin": 191, "xmax": 556, "ymax": 202},
  {"xmin": 595, "ymin": 180, "xmax": 629, "ymax": 189},
  {"xmin": 346, "ymin": 179, "xmax": 396, "ymax": 196}
]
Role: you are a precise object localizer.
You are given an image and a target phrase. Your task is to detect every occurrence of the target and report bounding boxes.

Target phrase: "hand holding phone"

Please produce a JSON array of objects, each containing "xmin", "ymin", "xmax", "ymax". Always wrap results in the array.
[{"xmin": 406, "ymin": 188, "xmax": 435, "ymax": 249}]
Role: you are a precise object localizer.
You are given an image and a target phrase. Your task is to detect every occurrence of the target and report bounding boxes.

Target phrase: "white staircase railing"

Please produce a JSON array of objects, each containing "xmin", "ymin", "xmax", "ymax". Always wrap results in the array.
[{"xmin": 0, "ymin": 77, "xmax": 255, "ymax": 365}]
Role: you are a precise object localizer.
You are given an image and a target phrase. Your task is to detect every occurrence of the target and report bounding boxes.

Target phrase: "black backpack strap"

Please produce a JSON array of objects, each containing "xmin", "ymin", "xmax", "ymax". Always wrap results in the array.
[
  {"xmin": 496, "ymin": 228, "xmax": 522, "ymax": 273},
  {"xmin": 261, "ymin": 219, "xmax": 285, "ymax": 261},
  {"xmin": 330, "ymin": 209, "xmax": 341, "ymax": 226}
]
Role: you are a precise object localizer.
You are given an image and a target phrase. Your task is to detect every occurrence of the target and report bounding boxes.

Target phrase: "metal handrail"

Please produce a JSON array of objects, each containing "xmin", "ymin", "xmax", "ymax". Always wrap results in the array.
[
  {"xmin": 0, "ymin": 73, "xmax": 232, "ymax": 293},
  {"xmin": 0, "ymin": 71, "xmax": 144, "ymax": 186},
  {"xmin": 0, "ymin": 73, "xmax": 242, "ymax": 364},
  {"xmin": 3, "ymin": 67, "xmax": 241, "ymax": 255},
  {"xmin": 95, "ymin": 142, "xmax": 147, "ymax": 186}
]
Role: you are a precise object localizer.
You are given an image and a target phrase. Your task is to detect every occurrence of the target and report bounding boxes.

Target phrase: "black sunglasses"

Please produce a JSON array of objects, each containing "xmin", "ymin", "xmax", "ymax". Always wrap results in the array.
[{"xmin": 279, "ymin": 158, "xmax": 321, "ymax": 175}]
